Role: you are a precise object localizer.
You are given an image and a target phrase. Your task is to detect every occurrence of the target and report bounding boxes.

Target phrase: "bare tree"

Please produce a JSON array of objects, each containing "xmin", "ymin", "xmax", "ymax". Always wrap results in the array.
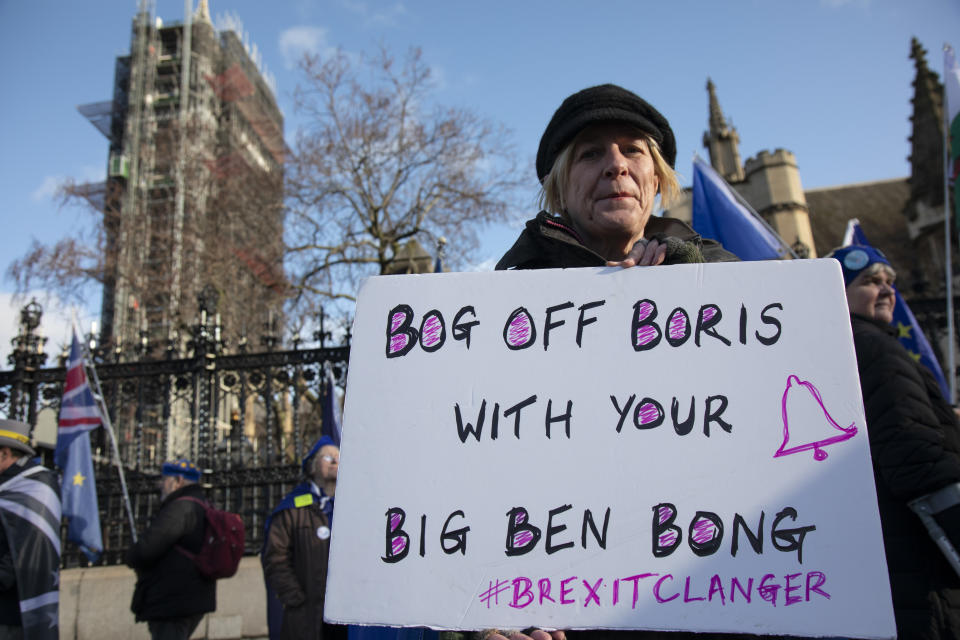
[
  {"xmin": 11, "ymin": 44, "xmax": 522, "ymax": 346},
  {"xmin": 6, "ymin": 113, "xmax": 286, "ymax": 355},
  {"xmin": 284, "ymin": 45, "xmax": 524, "ymax": 309},
  {"xmin": 7, "ymin": 180, "xmax": 117, "ymax": 305}
]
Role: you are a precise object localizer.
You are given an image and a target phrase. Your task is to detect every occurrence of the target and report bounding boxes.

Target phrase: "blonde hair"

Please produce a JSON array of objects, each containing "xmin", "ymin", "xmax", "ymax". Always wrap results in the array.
[
  {"xmin": 856, "ymin": 261, "xmax": 897, "ymax": 282},
  {"xmin": 537, "ymin": 130, "xmax": 681, "ymax": 220}
]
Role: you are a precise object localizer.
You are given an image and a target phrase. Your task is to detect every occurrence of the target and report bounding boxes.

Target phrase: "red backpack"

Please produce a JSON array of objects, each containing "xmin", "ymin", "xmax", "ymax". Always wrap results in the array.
[{"xmin": 175, "ymin": 496, "xmax": 246, "ymax": 579}]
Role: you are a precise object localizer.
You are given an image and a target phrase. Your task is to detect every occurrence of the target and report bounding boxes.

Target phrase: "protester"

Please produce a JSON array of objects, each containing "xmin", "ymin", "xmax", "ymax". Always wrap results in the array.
[
  {"xmin": 491, "ymin": 83, "xmax": 739, "ymax": 640},
  {"xmin": 829, "ymin": 244, "xmax": 960, "ymax": 638},
  {"xmin": 0, "ymin": 419, "xmax": 60, "ymax": 640},
  {"xmin": 497, "ymin": 83, "xmax": 737, "ymax": 272},
  {"xmin": 262, "ymin": 436, "xmax": 346, "ymax": 640},
  {"xmin": 126, "ymin": 459, "xmax": 215, "ymax": 640}
]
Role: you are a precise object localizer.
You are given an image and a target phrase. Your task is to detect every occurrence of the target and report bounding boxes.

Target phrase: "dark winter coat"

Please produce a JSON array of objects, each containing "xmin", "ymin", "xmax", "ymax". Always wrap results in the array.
[
  {"xmin": 851, "ymin": 312, "xmax": 960, "ymax": 639},
  {"xmin": 0, "ymin": 459, "xmax": 61, "ymax": 637},
  {"xmin": 125, "ymin": 482, "xmax": 216, "ymax": 622},
  {"xmin": 262, "ymin": 489, "xmax": 334, "ymax": 640},
  {"xmin": 495, "ymin": 211, "xmax": 739, "ymax": 270},
  {"xmin": 497, "ymin": 211, "xmax": 754, "ymax": 640},
  {"xmin": 0, "ymin": 463, "xmax": 22, "ymax": 627}
]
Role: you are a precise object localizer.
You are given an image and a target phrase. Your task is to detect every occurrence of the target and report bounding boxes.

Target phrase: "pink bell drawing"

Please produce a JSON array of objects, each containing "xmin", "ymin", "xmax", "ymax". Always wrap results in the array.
[{"xmin": 774, "ymin": 374, "xmax": 858, "ymax": 461}]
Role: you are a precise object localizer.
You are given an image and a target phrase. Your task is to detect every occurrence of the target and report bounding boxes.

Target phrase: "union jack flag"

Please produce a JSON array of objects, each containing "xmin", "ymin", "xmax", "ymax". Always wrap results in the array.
[
  {"xmin": 56, "ymin": 331, "xmax": 101, "ymax": 436},
  {"xmin": 55, "ymin": 328, "xmax": 103, "ymax": 561}
]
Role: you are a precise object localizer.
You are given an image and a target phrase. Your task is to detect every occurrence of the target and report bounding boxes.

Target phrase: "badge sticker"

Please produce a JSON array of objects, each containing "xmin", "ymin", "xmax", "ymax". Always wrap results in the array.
[
  {"xmin": 294, "ymin": 494, "xmax": 314, "ymax": 508},
  {"xmin": 317, "ymin": 526, "xmax": 331, "ymax": 540},
  {"xmin": 843, "ymin": 249, "xmax": 869, "ymax": 272}
]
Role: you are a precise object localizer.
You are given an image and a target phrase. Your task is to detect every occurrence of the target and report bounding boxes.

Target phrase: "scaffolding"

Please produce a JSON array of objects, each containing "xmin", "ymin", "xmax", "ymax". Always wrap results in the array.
[{"xmin": 74, "ymin": 0, "xmax": 285, "ymax": 359}]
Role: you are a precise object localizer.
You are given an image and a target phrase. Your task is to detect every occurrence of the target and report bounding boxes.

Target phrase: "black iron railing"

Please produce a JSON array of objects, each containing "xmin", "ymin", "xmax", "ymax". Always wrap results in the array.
[{"xmin": 1, "ymin": 298, "xmax": 351, "ymax": 567}]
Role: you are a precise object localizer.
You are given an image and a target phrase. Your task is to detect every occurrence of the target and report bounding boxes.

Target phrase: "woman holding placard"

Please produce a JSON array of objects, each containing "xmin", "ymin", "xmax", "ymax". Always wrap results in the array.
[
  {"xmin": 497, "ymin": 83, "xmax": 737, "ymax": 272},
  {"xmin": 489, "ymin": 85, "xmax": 739, "ymax": 640},
  {"xmin": 830, "ymin": 244, "xmax": 960, "ymax": 639}
]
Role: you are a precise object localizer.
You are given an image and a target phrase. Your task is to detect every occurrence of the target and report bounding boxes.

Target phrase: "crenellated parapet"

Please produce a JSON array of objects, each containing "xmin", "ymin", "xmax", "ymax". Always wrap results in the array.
[
  {"xmin": 742, "ymin": 149, "xmax": 806, "ymax": 212},
  {"xmin": 741, "ymin": 149, "xmax": 816, "ymax": 258}
]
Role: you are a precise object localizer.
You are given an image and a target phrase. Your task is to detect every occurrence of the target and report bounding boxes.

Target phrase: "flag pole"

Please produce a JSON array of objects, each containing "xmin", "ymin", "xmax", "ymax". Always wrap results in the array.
[
  {"xmin": 81, "ymin": 343, "xmax": 138, "ymax": 543},
  {"xmin": 945, "ymin": 44, "xmax": 957, "ymax": 404}
]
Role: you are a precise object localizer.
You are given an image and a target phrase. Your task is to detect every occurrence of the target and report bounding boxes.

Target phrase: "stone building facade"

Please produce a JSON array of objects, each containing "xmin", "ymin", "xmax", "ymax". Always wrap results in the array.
[
  {"xmin": 78, "ymin": 0, "xmax": 286, "ymax": 462},
  {"xmin": 88, "ymin": 0, "xmax": 285, "ymax": 357},
  {"xmin": 668, "ymin": 38, "xmax": 957, "ymax": 388}
]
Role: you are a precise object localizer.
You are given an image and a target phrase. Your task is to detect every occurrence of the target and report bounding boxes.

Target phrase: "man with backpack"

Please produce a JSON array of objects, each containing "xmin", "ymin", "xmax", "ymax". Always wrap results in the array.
[{"xmin": 126, "ymin": 459, "xmax": 216, "ymax": 640}]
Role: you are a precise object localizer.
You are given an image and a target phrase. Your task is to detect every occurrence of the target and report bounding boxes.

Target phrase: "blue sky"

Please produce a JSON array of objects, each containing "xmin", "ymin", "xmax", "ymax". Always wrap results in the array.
[{"xmin": 1, "ymin": 0, "xmax": 958, "ymax": 354}]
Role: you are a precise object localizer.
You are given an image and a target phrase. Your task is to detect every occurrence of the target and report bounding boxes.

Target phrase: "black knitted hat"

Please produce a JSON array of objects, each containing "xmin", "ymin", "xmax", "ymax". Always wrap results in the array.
[{"xmin": 536, "ymin": 84, "xmax": 676, "ymax": 181}]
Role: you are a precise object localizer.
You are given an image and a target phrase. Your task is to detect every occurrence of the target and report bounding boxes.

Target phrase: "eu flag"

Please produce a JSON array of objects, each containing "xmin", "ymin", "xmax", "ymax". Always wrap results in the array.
[
  {"xmin": 691, "ymin": 155, "xmax": 790, "ymax": 261},
  {"xmin": 55, "ymin": 329, "xmax": 103, "ymax": 562},
  {"xmin": 843, "ymin": 219, "xmax": 950, "ymax": 400}
]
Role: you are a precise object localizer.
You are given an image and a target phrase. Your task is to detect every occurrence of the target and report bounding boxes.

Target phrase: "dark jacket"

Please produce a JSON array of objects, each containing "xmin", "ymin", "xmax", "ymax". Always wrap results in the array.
[
  {"xmin": 851, "ymin": 313, "xmax": 960, "ymax": 639},
  {"xmin": 126, "ymin": 482, "xmax": 216, "ymax": 622},
  {"xmin": 0, "ymin": 458, "xmax": 61, "ymax": 637},
  {"xmin": 498, "ymin": 211, "xmax": 752, "ymax": 640},
  {"xmin": 262, "ymin": 488, "xmax": 333, "ymax": 640},
  {"xmin": 0, "ymin": 463, "xmax": 22, "ymax": 627},
  {"xmin": 496, "ymin": 211, "xmax": 739, "ymax": 270}
]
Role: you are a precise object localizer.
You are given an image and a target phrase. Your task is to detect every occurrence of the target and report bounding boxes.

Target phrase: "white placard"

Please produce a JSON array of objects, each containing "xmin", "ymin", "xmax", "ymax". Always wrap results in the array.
[{"xmin": 326, "ymin": 260, "xmax": 895, "ymax": 639}]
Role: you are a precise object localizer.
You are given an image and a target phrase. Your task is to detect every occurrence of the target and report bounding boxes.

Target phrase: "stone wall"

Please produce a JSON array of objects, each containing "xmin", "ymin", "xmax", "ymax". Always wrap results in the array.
[{"xmin": 59, "ymin": 556, "xmax": 268, "ymax": 640}]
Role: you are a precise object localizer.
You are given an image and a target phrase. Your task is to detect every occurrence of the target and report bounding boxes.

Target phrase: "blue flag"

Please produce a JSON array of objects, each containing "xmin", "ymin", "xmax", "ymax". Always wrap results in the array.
[
  {"xmin": 843, "ymin": 219, "xmax": 950, "ymax": 400},
  {"xmin": 691, "ymin": 155, "xmax": 790, "ymax": 260},
  {"xmin": 55, "ymin": 329, "xmax": 103, "ymax": 562},
  {"xmin": 348, "ymin": 627, "xmax": 438, "ymax": 640},
  {"xmin": 321, "ymin": 370, "xmax": 342, "ymax": 447}
]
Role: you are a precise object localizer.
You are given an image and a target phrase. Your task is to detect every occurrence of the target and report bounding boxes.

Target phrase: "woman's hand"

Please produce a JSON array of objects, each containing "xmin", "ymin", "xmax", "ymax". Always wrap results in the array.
[
  {"xmin": 485, "ymin": 631, "xmax": 566, "ymax": 640},
  {"xmin": 608, "ymin": 235, "xmax": 705, "ymax": 267},
  {"xmin": 607, "ymin": 237, "xmax": 667, "ymax": 268}
]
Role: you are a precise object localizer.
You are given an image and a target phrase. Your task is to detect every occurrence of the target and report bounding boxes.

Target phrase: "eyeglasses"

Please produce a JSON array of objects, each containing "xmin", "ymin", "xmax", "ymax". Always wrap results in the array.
[{"xmin": 320, "ymin": 455, "xmax": 339, "ymax": 464}]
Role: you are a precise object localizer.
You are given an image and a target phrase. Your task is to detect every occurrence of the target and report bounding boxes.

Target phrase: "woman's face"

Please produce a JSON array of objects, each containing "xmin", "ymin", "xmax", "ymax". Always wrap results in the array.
[
  {"xmin": 846, "ymin": 266, "xmax": 896, "ymax": 324},
  {"xmin": 312, "ymin": 444, "xmax": 340, "ymax": 482},
  {"xmin": 562, "ymin": 122, "xmax": 660, "ymax": 260}
]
